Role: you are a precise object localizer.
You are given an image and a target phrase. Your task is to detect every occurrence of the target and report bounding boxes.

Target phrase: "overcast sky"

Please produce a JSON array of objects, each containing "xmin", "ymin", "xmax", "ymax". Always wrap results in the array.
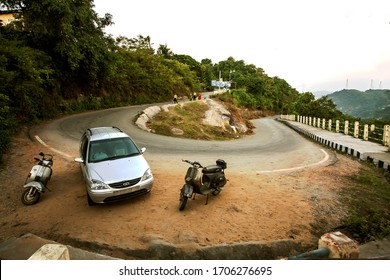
[{"xmin": 93, "ymin": 0, "xmax": 390, "ymax": 93}]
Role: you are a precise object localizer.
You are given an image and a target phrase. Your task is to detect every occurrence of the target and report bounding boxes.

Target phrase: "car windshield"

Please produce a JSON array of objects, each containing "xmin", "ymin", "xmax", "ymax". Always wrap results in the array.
[{"xmin": 88, "ymin": 137, "xmax": 141, "ymax": 163}]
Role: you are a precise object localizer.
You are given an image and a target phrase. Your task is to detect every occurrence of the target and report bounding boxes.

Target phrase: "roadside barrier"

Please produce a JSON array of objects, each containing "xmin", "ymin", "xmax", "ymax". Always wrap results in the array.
[
  {"xmin": 280, "ymin": 115, "xmax": 390, "ymax": 149},
  {"xmin": 280, "ymin": 116, "xmax": 390, "ymax": 172}
]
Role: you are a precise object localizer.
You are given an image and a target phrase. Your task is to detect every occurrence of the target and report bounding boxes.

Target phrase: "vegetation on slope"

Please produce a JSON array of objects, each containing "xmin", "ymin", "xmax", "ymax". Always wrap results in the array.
[{"xmin": 337, "ymin": 165, "xmax": 390, "ymax": 243}]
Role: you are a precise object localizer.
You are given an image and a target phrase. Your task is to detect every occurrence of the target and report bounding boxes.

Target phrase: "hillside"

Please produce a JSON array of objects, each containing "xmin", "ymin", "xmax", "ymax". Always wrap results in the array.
[{"xmin": 327, "ymin": 89, "xmax": 390, "ymax": 120}]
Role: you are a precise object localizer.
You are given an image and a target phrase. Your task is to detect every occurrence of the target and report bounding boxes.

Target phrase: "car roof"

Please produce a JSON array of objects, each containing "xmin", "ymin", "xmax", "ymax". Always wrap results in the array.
[{"xmin": 87, "ymin": 127, "xmax": 129, "ymax": 142}]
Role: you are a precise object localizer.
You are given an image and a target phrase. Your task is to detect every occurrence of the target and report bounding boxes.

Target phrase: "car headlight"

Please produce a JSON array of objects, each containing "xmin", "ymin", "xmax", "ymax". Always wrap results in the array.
[
  {"xmin": 141, "ymin": 168, "xmax": 153, "ymax": 181},
  {"xmin": 90, "ymin": 179, "xmax": 110, "ymax": 190}
]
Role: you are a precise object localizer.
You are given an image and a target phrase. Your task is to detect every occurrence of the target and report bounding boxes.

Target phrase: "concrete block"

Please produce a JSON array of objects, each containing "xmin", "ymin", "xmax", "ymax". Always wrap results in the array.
[
  {"xmin": 28, "ymin": 244, "xmax": 70, "ymax": 260},
  {"xmin": 318, "ymin": 231, "xmax": 359, "ymax": 259},
  {"xmin": 143, "ymin": 106, "xmax": 161, "ymax": 119}
]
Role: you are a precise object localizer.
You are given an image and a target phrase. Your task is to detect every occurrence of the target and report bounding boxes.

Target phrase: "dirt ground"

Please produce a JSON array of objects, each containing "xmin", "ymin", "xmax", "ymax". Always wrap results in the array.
[{"xmin": 0, "ymin": 129, "xmax": 363, "ymax": 254}]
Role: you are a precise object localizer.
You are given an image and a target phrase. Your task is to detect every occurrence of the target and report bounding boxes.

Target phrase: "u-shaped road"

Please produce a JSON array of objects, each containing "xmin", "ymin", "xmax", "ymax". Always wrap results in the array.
[{"xmin": 31, "ymin": 104, "xmax": 330, "ymax": 174}]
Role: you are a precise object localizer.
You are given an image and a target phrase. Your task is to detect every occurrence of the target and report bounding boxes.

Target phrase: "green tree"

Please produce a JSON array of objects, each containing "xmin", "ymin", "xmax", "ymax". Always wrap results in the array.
[
  {"xmin": 200, "ymin": 58, "xmax": 214, "ymax": 91},
  {"xmin": 313, "ymin": 96, "xmax": 343, "ymax": 119},
  {"xmin": 0, "ymin": 38, "xmax": 55, "ymax": 121},
  {"xmin": 116, "ymin": 34, "xmax": 153, "ymax": 52},
  {"xmin": 0, "ymin": 93, "xmax": 15, "ymax": 162},
  {"xmin": 292, "ymin": 92, "xmax": 342, "ymax": 120},
  {"xmin": 7, "ymin": 0, "xmax": 114, "ymax": 97},
  {"xmin": 272, "ymin": 77, "xmax": 299, "ymax": 114},
  {"xmin": 293, "ymin": 92, "xmax": 316, "ymax": 116},
  {"xmin": 157, "ymin": 44, "xmax": 173, "ymax": 58}
]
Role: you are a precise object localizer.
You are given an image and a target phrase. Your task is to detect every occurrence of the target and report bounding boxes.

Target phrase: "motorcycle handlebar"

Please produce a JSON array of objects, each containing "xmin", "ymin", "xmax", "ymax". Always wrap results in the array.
[
  {"xmin": 182, "ymin": 159, "xmax": 202, "ymax": 167},
  {"xmin": 37, "ymin": 152, "xmax": 53, "ymax": 162}
]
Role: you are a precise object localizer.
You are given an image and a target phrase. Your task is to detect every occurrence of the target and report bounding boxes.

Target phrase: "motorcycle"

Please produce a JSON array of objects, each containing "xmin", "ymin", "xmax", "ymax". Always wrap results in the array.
[
  {"xmin": 21, "ymin": 152, "xmax": 53, "ymax": 205},
  {"xmin": 179, "ymin": 159, "xmax": 227, "ymax": 211}
]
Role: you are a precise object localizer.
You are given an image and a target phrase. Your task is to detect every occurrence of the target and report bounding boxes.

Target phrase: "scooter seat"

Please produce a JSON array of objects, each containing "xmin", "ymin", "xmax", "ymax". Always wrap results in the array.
[{"xmin": 202, "ymin": 165, "xmax": 222, "ymax": 174}]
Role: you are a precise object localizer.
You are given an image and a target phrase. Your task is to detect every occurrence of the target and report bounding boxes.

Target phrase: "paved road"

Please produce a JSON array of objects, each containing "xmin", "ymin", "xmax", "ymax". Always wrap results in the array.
[{"xmin": 30, "ymin": 104, "xmax": 329, "ymax": 174}]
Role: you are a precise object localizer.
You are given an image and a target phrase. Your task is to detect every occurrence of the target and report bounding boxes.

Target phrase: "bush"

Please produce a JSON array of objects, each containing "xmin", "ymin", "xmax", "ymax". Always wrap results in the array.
[
  {"xmin": 231, "ymin": 89, "xmax": 259, "ymax": 108},
  {"xmin": 0, "ymin": 94, "xmax": 16, "ymax": 163}
]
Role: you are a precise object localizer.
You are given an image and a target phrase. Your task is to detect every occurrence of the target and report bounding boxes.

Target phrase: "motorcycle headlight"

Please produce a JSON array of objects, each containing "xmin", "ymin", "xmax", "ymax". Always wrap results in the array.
[
  {"xmin": 141, "ymin": 168, "xmax": 153, "ymax": 181},
  {"xmin": 90, "ymin": 179, "xmax": 110, "ymax": 190}
]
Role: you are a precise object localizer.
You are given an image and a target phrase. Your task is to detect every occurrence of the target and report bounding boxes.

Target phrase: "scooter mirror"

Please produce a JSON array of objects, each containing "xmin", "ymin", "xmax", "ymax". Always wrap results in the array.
[{"xmin": 39, "ymin": 152, "xmax": 44, "ymax": 156}]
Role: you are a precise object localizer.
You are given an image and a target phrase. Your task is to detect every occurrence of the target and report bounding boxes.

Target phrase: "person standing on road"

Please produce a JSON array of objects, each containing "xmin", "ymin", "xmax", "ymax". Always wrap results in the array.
[
  {"xmin": 173, "ymin": 94, "xmax": 178, "ymax": 104},
  {"xmin": 198, "ymin": 92, "xmax": 202, "ymax": 100},
  {"xmin": 193, "ymin": 92, "xmax": 197, "ymax": 101}
]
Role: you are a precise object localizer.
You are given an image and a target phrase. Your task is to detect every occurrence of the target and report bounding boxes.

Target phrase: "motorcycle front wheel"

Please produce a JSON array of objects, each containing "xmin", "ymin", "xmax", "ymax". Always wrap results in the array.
[
  {"xmin": 179, "ymin": 191, "xmax": 188, "ymax": 211},
  {"xmin": 21, "ymin": 187, "xmax": 41, "ymax": 205}
]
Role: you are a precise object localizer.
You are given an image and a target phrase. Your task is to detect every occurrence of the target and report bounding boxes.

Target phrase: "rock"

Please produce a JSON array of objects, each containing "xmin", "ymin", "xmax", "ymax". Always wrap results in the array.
[
  {"xmin": 161, "ymin": 104, "xmax": 175, "ymax": 112},
  {"xmin": 171, "ymin": 127, "xmax": 184, "ymax": 135},
  {"xmin": 135, "ymin": 114, "xmax": 151, "ymax": 132},
  {"xmin": 178, "ymin": 231, "xmax": 198, "ymax": 244},
  {"xmin": 235, "ymin": 123, "xmax": 248, "ymax": 133},
  {"xmin": 204, "ymin": 99, "xmax": 230, "ymax": 116},
  {"xmin": 203, "ymin": 99, "xmax": 232, "ymax": 129},
  {"xmin": 139, "ymin": 234, "xmax": 164, "ymax": 244},
  {"xmin": 143, "ymin": 106, "xmax": 161, "ymax": 118},
  {"xmin": 203, "ymin": 109, "xmax": 225, "ymax": 127}
]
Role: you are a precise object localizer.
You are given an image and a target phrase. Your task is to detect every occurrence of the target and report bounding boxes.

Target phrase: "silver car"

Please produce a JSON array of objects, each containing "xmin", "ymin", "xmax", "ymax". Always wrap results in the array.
[{"xmin": 74, "ymin": 127, "xmax": 153, "ymax": 205}]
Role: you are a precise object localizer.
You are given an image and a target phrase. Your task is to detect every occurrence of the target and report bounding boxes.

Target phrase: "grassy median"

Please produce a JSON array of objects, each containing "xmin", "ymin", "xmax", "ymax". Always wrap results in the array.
[{"xmin": 148, "ymin": 99, "xmax": 256, "ymax": 140}]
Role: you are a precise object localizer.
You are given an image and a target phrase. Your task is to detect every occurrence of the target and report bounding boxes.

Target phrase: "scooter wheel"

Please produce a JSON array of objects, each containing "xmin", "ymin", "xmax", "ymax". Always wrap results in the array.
[
  {"xmin": 21, "ymin": 187, "xmax": 41, "ymax": 205},
  {"xmin": 179, "ymin": 192, "xmax": 188, "ymax": 211}
]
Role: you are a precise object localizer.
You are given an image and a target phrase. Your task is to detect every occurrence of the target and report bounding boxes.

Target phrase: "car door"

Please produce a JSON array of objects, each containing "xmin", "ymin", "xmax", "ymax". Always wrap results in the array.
[{"xmin": 79, "ymin": 134, "xmax": 89, "ymax": 181}]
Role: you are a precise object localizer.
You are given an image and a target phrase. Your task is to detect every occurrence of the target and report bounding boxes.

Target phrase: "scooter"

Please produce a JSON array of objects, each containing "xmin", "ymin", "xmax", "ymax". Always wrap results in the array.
[
  {"xmin": 21, "ymin": 152, "xmax": 53, "ymax": 205},
  {"xmin": 179, "ymin": 159, "xmax": 227, "ymax": 211}
]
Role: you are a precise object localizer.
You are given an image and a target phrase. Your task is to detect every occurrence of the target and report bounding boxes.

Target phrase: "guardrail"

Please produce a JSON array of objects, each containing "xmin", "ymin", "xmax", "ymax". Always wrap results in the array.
[{"xmin": 280, "ymin": 115, "xmax": 390, "ymax": 148}]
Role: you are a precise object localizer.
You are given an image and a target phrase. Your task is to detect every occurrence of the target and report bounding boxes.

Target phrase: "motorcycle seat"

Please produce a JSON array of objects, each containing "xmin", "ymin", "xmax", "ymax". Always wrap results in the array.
[{"xmin": 202, "ymin": 165, "xmax": 222, "ymax": 174}]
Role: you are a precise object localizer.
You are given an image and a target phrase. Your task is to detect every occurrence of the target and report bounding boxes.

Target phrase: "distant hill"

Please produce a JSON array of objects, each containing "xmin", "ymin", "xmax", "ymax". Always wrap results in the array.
[{"xmin": 327, "ymin": 89, "xmax": 390, "ymax": 120}]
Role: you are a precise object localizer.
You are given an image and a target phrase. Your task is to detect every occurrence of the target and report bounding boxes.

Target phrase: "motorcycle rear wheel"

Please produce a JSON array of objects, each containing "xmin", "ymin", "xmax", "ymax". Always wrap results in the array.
[
  {"xmin": 179, "ymin": 191, "xmax": 188, "ymax": 211},
  {"xmin": 21, "ymin": 187, "xmax": 41, "ymax": 205}
]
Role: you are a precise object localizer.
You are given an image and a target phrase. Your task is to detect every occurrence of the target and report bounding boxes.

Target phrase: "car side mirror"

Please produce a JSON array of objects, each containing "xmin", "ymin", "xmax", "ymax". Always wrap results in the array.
[
  {"xmin": 140, "ymin": 147, "xmax": 146, "ymax": 154},
  {"xmin": 74, "ymin": 157, "xmax": 84, "ymax": 163}
]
